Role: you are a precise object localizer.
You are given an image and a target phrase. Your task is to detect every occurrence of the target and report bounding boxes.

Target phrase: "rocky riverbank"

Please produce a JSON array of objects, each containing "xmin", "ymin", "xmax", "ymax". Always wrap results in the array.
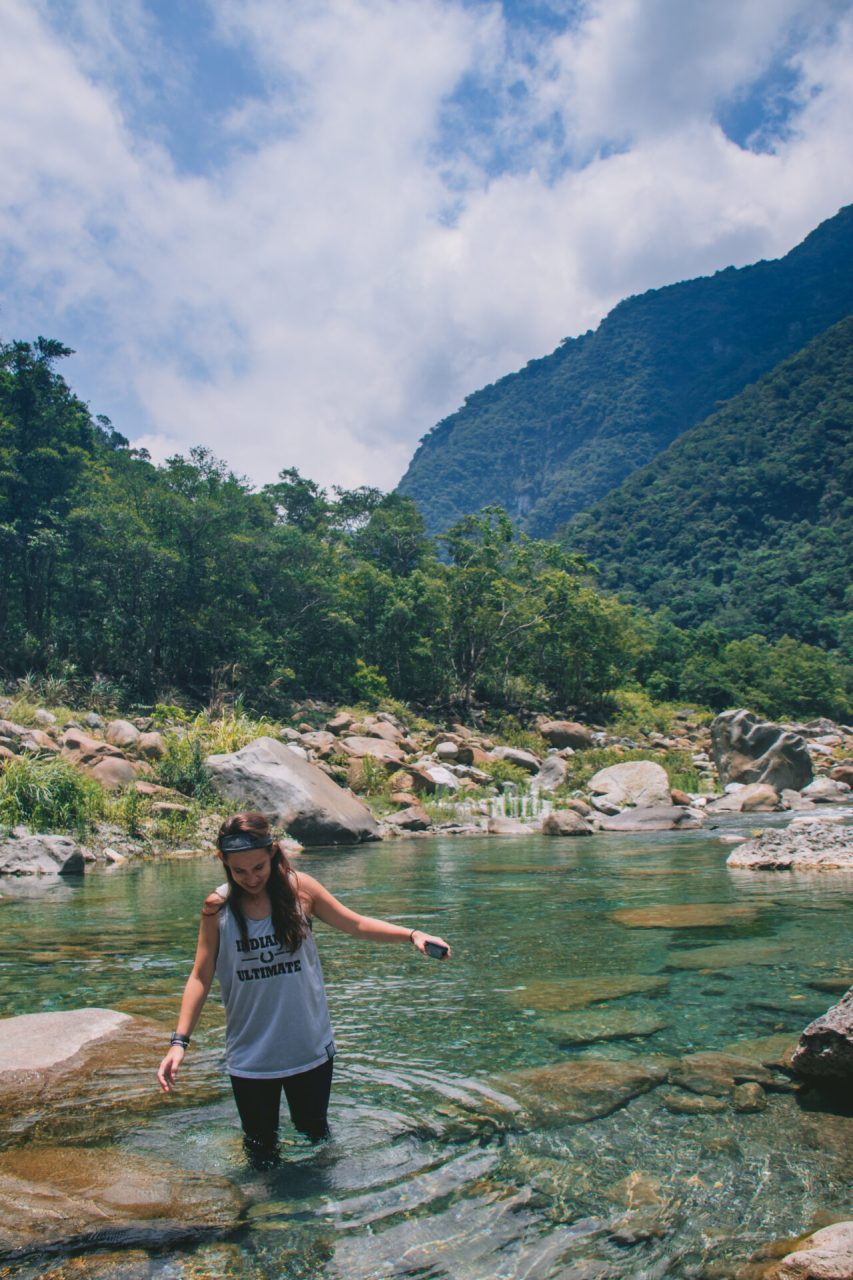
[{"xmin": 1, "ymin": 699, "xmax": 851, "ymax": 872}]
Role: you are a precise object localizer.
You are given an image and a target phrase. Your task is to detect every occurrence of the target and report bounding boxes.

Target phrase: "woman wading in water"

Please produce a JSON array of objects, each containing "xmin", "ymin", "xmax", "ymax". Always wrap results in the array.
[{"xmin": 157, "ymin": 811, "xmax": 451, "ymax": 1162}]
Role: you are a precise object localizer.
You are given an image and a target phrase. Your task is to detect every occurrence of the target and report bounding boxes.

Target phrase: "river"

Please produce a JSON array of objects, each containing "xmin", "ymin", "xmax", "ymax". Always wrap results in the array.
[{"xmin": 1, "ymin": 822, "xmax": 851, "ymax": 1278}]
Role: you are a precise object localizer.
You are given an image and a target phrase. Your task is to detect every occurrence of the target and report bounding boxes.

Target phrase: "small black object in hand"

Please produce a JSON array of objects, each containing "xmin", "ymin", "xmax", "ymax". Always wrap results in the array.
[{"xmin": 424, "ymin": 941, "xmax": 448, "ymax": 959}]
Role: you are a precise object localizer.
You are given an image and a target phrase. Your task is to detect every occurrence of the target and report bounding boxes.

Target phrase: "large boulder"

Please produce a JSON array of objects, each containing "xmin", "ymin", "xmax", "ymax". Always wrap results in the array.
[
  {"xmin": 538, "ymin": 721, "xmax": 594, "ymax": 750},
  {"xmin": 205, "ymin": 736, "xmax": 380, "ymax": 845},
  {"xmin": 588, "ymin": 761, "xmax": 671, "ymax": 808},
  {"xmin": 801, "ymin": 777, "xmax": 851, "ymax": 804},
  {"xmin": 791, "ymin": 987, "xmax": 853, "ymax": 1082},
  {"xmin": 105, "ymin": 719, "xmax": 141, "ymax": 749},
  {"xmin": 711, "ymin": 709, "xmax": 813, "ymax": 791},
  {"xmin": 0, "ymin": 831, "xmax": 85, "ymax": 876},
  {"xmin": 726, "ymin": 823, "xmax": 853, "ymax": 870},
  {"xmin": 598, "ymin": 805, "xmax": 703, "ymax": 832},
  {"xmin": 0, "ymin": 1147, "xmax": 245, "ymax": 1259}
]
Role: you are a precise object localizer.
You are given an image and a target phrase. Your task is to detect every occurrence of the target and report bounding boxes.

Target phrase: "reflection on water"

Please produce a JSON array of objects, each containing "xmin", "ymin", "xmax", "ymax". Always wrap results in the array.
[{"xmin": 1, "ymin": 827, "xmax": 851, "ymax": 1278}]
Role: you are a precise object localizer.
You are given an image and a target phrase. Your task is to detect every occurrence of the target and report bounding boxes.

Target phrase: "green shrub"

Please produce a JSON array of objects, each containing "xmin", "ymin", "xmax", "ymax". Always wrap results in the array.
[
  {"xmin": 155, "ymin": 732, "xmax": 215, "ymax": 801},
  {"xmin": 0, "ymin": 755, "xmax": 105, "ymax": 834},
  {"xmin": 481, "ymin": 758, "xmax": 530, "ymax": 788}
]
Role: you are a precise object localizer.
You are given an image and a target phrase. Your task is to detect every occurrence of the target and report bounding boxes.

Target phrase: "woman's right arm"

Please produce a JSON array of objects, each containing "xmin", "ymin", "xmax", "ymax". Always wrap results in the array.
[{"xmin": 156, "ymin": 897, "xmax": 221, "ymax": 1093}]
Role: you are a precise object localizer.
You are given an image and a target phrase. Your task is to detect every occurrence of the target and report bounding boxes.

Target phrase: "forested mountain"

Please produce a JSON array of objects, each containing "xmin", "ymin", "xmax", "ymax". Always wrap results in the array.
[
  {"xmin": 397, "ymin": 205, "xmax": 853, "ymax": 538},
  {"xmin": 563, "ymin": 315, "xmax": 853, "ymax": 657}
]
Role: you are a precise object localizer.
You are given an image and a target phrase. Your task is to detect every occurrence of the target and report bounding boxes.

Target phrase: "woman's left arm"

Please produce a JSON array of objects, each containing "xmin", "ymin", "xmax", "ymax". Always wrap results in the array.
[{"xmin": 298, "ymin": 872, "xmax": 452, "ymax": 958}]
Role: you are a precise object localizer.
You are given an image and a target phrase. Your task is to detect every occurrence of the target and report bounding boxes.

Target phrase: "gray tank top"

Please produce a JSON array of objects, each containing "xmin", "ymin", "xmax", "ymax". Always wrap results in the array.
[{"xmin": 215, "ymin": 884, "xmax": 335, "ymax": 1078}]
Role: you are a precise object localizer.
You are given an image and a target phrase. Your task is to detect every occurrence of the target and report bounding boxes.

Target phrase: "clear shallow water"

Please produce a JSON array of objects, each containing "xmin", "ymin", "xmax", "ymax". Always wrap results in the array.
[{"xmin": 1, "ymin": 826, "xmax": 851, "ymax": 1279}]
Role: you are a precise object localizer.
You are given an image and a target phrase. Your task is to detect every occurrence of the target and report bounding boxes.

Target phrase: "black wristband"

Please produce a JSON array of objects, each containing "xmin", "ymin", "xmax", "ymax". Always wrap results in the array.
[{"xmin": 170, "ymin": 1032, "xmax": 190, "ymax": 1048}]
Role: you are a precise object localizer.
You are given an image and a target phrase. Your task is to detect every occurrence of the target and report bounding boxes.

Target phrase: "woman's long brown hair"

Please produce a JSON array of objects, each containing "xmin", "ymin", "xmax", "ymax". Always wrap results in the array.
[{"xmin": 212, "ymin": 811, "xmax": 308, "ymax": 954}]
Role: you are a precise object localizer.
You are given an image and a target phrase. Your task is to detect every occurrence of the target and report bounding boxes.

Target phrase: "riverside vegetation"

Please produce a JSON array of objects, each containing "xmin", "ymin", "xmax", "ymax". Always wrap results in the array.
[{"xmin": 1, "ymin": 338, "xmax": 849, "ymax": 727}]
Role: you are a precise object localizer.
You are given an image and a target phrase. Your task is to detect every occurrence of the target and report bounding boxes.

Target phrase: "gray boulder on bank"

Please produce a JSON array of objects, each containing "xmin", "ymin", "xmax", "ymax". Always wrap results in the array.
[
  {"xmin": 0, "ymin": 830, "xmax": 86, "ymax": 876},
  {"xmin": 588, "ymin": 761, "xmax": 671, "ymax": 808},
  {"xmin": 726, "ymin": 822, "xmax": 853, "ymax": 870},
  {"xmin": 598, "ymin": 805, "xmax": 703, "ymax": 832},
  {"xmin": 791, "ymin": 987, "xmax": 853, "ymax": 1082},
  {"xmin": 711, "ymin": 708, "xmax": 813, "ymax": 791},
  {"xmin": 542, "ymin": 809, "xmax": 593, "ymax": 837},
  {"xmin": 205, "ymin": 735, "xmax": 380, "ymax": 846}
]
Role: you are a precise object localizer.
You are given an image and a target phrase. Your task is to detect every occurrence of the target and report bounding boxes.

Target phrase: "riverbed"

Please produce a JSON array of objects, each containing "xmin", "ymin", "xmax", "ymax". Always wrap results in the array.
[{"xmin": 1, "ymin": 823, "xmax": 851, "ymax": 1278}]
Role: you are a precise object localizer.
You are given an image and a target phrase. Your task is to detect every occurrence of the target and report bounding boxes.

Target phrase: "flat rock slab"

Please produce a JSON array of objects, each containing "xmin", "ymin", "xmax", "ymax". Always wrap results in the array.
[
  {"xmin": 0, "ymin": 1008, "xmax": 130, "ymax": 1072},
  {"xmin": 0, "ymin": 1147, "xmax": 245, "ymax": 1260},
  {"xmin": 668, "ymin": 1051, "xmax": 776, "ymax": 1097},
  {"xmin": 539, "ymin": 1007, "xmax": 669, "ymax": 1045},
  {"xmin": 495, "ymin": 1056, "xmax": 672, "ymax": 1126},
  {"xmin": 667, "ymin": 939, "xmax": 788, "ymax": 971},
  {"xmin": 509, "ymin": 974, "xmax": 669, "ymax": 1012},
  {"xmin": 598, "ymin": 805, "xmax": 703, "ymax": 832},
  {"xmin": 721, "ymin": 1034, "xmax": 799, "ymax": 1070},
  {"xmin": 727, "ymin": 824, "xmax": 853, "ymax": 870},
  {"xmin": 0, "ymin": 1008, "xmax": 218, "ymax": 1145},
  {"xmin": 612, "ymin": 902, "xmax": 757, "ymax": 929}
]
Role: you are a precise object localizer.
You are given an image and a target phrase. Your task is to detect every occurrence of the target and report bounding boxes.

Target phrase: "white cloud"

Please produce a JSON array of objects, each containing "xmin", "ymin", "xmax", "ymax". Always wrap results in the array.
[{"xmin": 1, "ymin": 0, "xmax": 852, "ymax": 492}]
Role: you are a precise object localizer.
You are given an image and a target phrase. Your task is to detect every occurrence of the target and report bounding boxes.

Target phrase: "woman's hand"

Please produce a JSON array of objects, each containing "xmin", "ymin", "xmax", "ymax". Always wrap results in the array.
[
  {"xmin": 410, "ymin": 930, "xmax": 452, "ymax": 958},
  {"xmin": 157, "ymin": 1045, "xmax": 185, "ymax": 1093}
]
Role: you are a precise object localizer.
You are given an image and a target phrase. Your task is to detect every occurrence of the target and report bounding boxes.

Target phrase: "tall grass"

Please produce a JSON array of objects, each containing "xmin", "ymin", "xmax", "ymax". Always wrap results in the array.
[{"xmin": 0, "ymin": 756, "xmax": 105, "ymax": 835}]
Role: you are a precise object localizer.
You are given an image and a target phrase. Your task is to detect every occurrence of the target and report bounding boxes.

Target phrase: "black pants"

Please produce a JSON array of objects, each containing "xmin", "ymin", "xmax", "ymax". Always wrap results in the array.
[{"xmin": 230, "ymin": 1058, "xmax": 333, "ymax": 1151}]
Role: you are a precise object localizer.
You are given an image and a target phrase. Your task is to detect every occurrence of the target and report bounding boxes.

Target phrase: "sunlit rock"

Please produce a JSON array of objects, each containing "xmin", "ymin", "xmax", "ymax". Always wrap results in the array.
[
  {"xmin": 495, "ymin": 1056, "xmax": 671, "ymax": 1125},
  {"xmin": 538, "ymin": 1006, "xmax": 668, "ymax": 1044},
  {"xmin": 0, "ymin": 1147, "xmax": 245, "ymax": 1259},
  {"xmin": 509, "ymin": 974, "xmax": 669, "ymax": 1012}
]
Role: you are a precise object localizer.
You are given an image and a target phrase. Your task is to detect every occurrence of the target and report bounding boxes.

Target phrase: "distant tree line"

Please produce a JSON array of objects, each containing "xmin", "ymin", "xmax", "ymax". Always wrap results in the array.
[{"xmin": 1, "ymin": 339, "xmax": 849, "ymax": 721}]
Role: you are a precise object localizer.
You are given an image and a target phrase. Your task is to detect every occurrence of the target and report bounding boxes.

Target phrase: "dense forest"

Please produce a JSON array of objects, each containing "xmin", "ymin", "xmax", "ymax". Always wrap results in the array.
[
  {"xmin": 0, "ymin": 339, "xmax": 848, "ymax": 722},
  {"xmin": 397, "ymin": 204, "xmax": 853, "ymax": 539},
  {"xmin": 564, "ymin": 317, "xmax": 853, "ymax": 657}
]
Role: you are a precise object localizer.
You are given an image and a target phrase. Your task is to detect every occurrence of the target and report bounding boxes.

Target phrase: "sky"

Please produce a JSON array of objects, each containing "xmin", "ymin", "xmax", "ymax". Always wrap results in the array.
[{"xmin": 2, "ymin": 0, "xmax": 853, "ymax": 492}]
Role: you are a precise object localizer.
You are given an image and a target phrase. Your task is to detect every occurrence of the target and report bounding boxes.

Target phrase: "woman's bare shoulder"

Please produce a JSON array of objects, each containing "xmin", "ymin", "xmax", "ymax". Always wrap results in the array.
[{"xmin": 202, "ymin": 883, "xmax": 229, "ymax": 915}]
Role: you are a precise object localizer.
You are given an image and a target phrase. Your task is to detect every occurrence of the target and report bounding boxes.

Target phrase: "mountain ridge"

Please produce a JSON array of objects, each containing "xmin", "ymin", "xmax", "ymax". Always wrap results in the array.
[{"xmin": 397, "ymin": 204, "xmax": 853, "ymax": 538}]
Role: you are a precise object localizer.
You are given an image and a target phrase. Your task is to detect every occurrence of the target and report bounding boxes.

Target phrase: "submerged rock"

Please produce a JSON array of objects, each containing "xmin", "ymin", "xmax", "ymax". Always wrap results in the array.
[
  {"xmin": 726, "ymin": 823, "xmax": 853, "ymax": 870},
  {"xmin": 667, "ymin": 939, "xmax": 788, "ymax": 971},
  {"xmin": 538, "ymin": 1006, "xmax": 668, "ymax": 1045},
  {"xmin": 509, "ymin": 974, "xmax": 669, "ymax": 1012},
  {"xmin": 791, "ymin": 987, "xmax": 853, "ymax": 1082},
  {"xmin": 495, "ymin": 1056, "xmax": 671, "ymax": 1126},
  {"xmin": 0, "ymin": 1147, "xmax": 245, "ymax": 1260},
  {"xmin": 205, "ymin": 735, "xmax": 380, "ymax": 845},
  {"xmin": 611, "ymin": 902, "xmax": 756, "ymax": 929},
  {"xmin": 668, "ymin": 1051, "xmax": 775, "ymax": 1097}
]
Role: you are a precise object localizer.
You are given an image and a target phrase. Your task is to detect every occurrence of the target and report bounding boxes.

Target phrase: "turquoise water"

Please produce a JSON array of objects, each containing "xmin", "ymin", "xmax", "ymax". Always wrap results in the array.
[{"xmin": 1, "ymin": 825, "xmax": 851, "ymax": 1278}]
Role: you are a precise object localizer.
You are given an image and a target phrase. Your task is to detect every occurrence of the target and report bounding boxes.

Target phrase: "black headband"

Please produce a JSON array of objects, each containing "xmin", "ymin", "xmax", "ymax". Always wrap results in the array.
[{"xmin": 218, "ymin": 832, "xmax": 273, "ymax": 854}]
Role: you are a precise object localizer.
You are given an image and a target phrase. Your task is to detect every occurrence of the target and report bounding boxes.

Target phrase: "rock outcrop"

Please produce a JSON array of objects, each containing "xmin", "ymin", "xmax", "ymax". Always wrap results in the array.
[
  {"xmin": 0, "ymin": 831, "xmax": 86, "ymax": 876},
  {"xmin": 726, "ymin": 823, "xmax": 853, "ymax": 870},
  {"xmin": 205, "ymin": 735, "xmax": 381, "ymax": 845},
  {"xmin": 588, "ymin": 761, "xmax": 671, "ymax": 809},
  {"xmin": 711, "ymin": 709, "xmax": 813, "ymax": 791},
  {"xmin": 766, "ymin": 1221, "xmax": 853, "ymax": 1280},
  {"xmin": 791, "ymin": 987, "xmax": 853, "ymax": 1082},
  {"xmin": 538, "ymin": 720, "xmax": 594, "ymax": 750}
]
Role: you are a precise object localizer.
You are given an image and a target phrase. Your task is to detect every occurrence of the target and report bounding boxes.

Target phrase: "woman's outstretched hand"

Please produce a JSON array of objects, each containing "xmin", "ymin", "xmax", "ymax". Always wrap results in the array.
[
  {"xmin": 157, "ymin": 1045, "xmax": 185, "ymax": 1093},
  {"xmin": 410, "ymin": 930, "xmax": 452, "ymax": 958}
]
